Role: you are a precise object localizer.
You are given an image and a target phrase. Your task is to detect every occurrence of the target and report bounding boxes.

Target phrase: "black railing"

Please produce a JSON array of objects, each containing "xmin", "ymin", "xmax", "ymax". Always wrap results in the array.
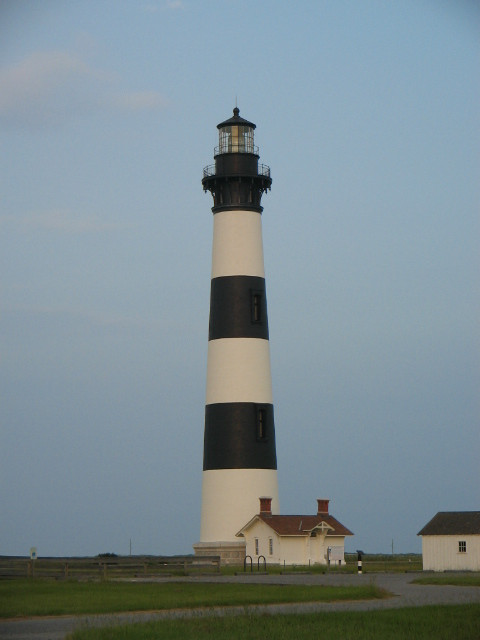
[{"xmin": 203, "ymin": 163, "xmax": 271, "ymax": 179}]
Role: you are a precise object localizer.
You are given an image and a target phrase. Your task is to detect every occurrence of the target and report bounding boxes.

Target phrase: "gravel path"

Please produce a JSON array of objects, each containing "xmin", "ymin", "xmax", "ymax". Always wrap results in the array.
[{"xmin": 1, "ymin": 573, "xmax": 479, "ymax": 640}]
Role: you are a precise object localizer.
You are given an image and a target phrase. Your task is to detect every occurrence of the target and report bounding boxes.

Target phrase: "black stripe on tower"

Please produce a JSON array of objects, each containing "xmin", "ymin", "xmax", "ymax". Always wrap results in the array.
[
  {"xmin": 204, "ymin": 403, "xmax": 277, "ymax": 470},
  {"xmin": 209, "ymin": 276, "xmax": 269, "ymax": 340}
]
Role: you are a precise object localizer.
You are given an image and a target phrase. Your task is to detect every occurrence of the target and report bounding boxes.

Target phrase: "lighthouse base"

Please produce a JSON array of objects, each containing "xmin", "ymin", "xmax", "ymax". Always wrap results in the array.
[{"xmin": 193, "ymin": 541, "xmax": 246, "ymax": 566}]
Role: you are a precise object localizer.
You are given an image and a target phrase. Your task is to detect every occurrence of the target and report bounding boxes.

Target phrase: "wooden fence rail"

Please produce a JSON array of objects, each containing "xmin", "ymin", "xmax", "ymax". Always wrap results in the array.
[{"xmin": 0, "ymin": 555, "xmax": 221, "ymax": 580}]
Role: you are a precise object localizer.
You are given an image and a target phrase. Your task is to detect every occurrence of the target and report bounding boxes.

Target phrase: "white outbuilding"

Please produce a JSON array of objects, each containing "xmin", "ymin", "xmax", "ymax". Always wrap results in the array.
[
  {"xmin": 418, "ymin": 511, "xmax": 480, "ymax": 571},
  {"xmin": 236, "ymin": 497, "xmax": 353, "ymax": 566}
]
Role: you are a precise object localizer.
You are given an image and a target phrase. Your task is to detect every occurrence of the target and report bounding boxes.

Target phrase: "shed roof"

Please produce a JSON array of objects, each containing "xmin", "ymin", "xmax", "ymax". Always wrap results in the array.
[
  {"xmin": 418, "ymin": 511, "xmax": 480, "ymax": 536},
  {"xmin": 238, "ymin": 514, "xmax": 353, "ymax": 538}
]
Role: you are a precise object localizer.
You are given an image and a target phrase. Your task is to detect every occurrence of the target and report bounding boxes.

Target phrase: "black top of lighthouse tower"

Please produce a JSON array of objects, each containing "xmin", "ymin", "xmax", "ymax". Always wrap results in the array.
[
  {"xmin": 202, "ymin": 108, "xmax": 271, "ymax": 213},
  {"xmin": 216, "ymin": 106, "xmax": 256, "ymax": 130}
]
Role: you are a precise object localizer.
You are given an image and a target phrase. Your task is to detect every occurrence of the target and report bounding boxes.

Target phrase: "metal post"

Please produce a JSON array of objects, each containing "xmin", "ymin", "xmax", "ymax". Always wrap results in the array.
[
  {"xmin": 244, "ymin": 555, "xmax": 253, "ymax": 573},
  {"xmin": 357, "ymin": 550, "xmax": 363, "ymax": 574},
  {"xmin": 258, "ymin": 555, "xmax": 266, "ymax": 572}
]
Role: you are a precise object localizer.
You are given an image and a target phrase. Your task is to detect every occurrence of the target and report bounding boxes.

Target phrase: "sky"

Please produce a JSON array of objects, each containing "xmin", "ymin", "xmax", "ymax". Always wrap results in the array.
[{"xmin": 1, "ymin": 0, "xmax": 478, "ymax": 558}]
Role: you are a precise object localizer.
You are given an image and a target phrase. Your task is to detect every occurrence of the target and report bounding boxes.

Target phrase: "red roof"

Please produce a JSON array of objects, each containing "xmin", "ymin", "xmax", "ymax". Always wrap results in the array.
[{"xmin": 241, "ymin": 513, "xmax": 353, "ymax": 537}]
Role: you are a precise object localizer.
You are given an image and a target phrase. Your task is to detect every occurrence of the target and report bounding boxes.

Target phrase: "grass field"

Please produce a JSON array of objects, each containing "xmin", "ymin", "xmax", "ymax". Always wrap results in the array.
[
  {"xmin": 66, "ymin": 604, "xmax": 480, "ymax": 640},
  {"xmin": 0, "ymin": 579, "xmax": 388, "ymax": 618},
  {"xmin": 413, "ymin": 574, "xmax": 480, "ymax": 587},
  {"xmin": 3, "ymin": 574, "xmax": 479, "ymax": 640}
]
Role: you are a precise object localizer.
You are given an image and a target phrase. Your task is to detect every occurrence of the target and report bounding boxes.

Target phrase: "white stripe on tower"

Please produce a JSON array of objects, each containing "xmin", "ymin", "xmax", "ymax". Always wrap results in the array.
[
  {"xmin": 211, "ymin": 210, "xmax": 265, "ymax": 277},
  {"xmin": 198, "ymin": 108, "xmax": 279, "ymax": 552}
]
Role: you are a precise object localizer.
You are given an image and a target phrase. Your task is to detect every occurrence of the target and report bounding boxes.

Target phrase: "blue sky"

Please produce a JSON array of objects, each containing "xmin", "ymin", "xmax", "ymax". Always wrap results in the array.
[{"xmin": 1, "ymin": 0, "xmax": 478, "ymax": 557}]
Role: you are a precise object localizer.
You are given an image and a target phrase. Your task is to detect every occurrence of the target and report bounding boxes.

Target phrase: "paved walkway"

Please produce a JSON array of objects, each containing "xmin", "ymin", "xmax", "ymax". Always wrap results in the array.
[{"xmin": 1, "ymin": 573, "xmax": 479, "ymax": 640}]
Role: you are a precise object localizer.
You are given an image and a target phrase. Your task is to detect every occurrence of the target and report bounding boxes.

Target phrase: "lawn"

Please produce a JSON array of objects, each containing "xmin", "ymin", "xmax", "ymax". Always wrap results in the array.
[
  {"xmin": 66, "ymin": 604, "xmax": 480, "ymax": 640},
  {"xmin": 0, "ymin": 579, "xmax": 387, "ymax": 618},
  {"xmin": 413, "ymin": 574, "xmax": 480, "ymax": 587}
]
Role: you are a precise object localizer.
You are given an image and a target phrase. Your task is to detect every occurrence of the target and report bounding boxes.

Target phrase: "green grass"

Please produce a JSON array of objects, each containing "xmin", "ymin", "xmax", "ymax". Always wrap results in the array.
[
  {"xmin": 413, "ymin": 574, "xmax": 480, "ymax": 587},
  {"xmin": 67, "ymin": 604, "xmax": 480, "ymax": 640},
  {"xmin": 0, "ymin": 579, "xmax": 388, "ymax": 618}
]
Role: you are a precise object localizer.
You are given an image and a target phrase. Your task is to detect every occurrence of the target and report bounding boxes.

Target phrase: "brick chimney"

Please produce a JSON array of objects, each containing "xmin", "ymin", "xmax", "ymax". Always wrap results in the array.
[
  {"xmin": 317, "ymin": 499, "xmax": 330, "ymax": 515},
  {"xmin": 259, "ymin": 497, "xmax": 272, "ymax": 515}
]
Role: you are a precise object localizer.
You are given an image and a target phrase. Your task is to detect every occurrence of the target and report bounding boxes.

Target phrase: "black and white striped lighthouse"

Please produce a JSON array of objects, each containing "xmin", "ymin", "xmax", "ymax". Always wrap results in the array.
[{"xmin": 194, "ymin": 108, "xmax": 279, "ymax": 563}]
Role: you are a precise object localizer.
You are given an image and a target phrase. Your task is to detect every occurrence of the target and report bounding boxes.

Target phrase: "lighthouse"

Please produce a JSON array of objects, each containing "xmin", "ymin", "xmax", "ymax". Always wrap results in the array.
[{"xmin": 193, "ymin": 108, "xmax": 279, "ymax": 564}]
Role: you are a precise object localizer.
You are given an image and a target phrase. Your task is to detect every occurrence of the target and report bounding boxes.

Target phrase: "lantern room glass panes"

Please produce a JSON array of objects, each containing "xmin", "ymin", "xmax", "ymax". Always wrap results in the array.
[{"xmin": 219, "ymin": 125, "xmax": 254, "ymax": 153}]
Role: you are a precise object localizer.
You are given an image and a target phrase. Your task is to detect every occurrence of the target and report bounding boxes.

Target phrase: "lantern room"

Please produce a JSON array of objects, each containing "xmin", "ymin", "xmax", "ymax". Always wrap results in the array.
[
  {"xmin": 216, "ymin": 107, "xmax": 257, "ymax": 155},
  {"xmin": 202, "ymin": 107, "xmax": 271, "ymax": 212}
]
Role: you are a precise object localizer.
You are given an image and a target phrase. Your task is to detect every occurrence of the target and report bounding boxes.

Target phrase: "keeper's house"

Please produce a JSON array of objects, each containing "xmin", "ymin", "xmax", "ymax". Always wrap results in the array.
[
  {"xmin": 418, "ymin": 511, "xmax": 480, "ymax": 571},
  {"xmin": 236, "ymin": 498, "xmax": 353, "ymax": 566}
]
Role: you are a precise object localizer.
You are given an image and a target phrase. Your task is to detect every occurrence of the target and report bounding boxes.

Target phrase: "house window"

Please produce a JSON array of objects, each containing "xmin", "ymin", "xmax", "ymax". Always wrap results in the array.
[
  {"xmin": 459, "ymin": 541, "xmax": 467, "ymax": 553},
  {"xmin": 269, "ymin": 538, "xmax": 273, "ymax": 555},
  {"xmin": 254, "ymin": 538, "xmax": 259, "ymax": 555}
]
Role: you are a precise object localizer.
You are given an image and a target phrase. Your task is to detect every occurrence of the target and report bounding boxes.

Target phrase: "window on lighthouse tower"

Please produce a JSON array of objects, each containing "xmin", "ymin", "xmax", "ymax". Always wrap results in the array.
[
  {"xmin": 252, "ymin": 292, "xmax": 263, "ymax": 323},
  {"xmin": 257, "ymin": 408, "xmax": 267, "ymax": 440}
]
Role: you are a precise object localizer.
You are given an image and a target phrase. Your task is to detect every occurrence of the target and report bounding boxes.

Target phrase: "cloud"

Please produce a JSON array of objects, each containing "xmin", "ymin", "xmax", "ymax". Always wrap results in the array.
[
  {"xmin": 1, "ymin": 209, "xmax": 123, "ymax": 234},
  {"xmin": 0, "ymin": 50, "xmax": 166, "ymax": 129},
  {"xmin": 6, "ymin": 303, "xmax": 155, "ymax": 331},
  {"xmin": 0, "ymin": 51, "xmax": 105, "ymax": 128},
  {"xmin": 143, "ymin": 1, "xmax": 185, "ymax": 12},
  {"xmin": 110, "ymin": 90, "xmax": 167, "ymax": 111},
  {"xmin": 165, "ymin": 0, "xmax": 185, "ymax": 9}
]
